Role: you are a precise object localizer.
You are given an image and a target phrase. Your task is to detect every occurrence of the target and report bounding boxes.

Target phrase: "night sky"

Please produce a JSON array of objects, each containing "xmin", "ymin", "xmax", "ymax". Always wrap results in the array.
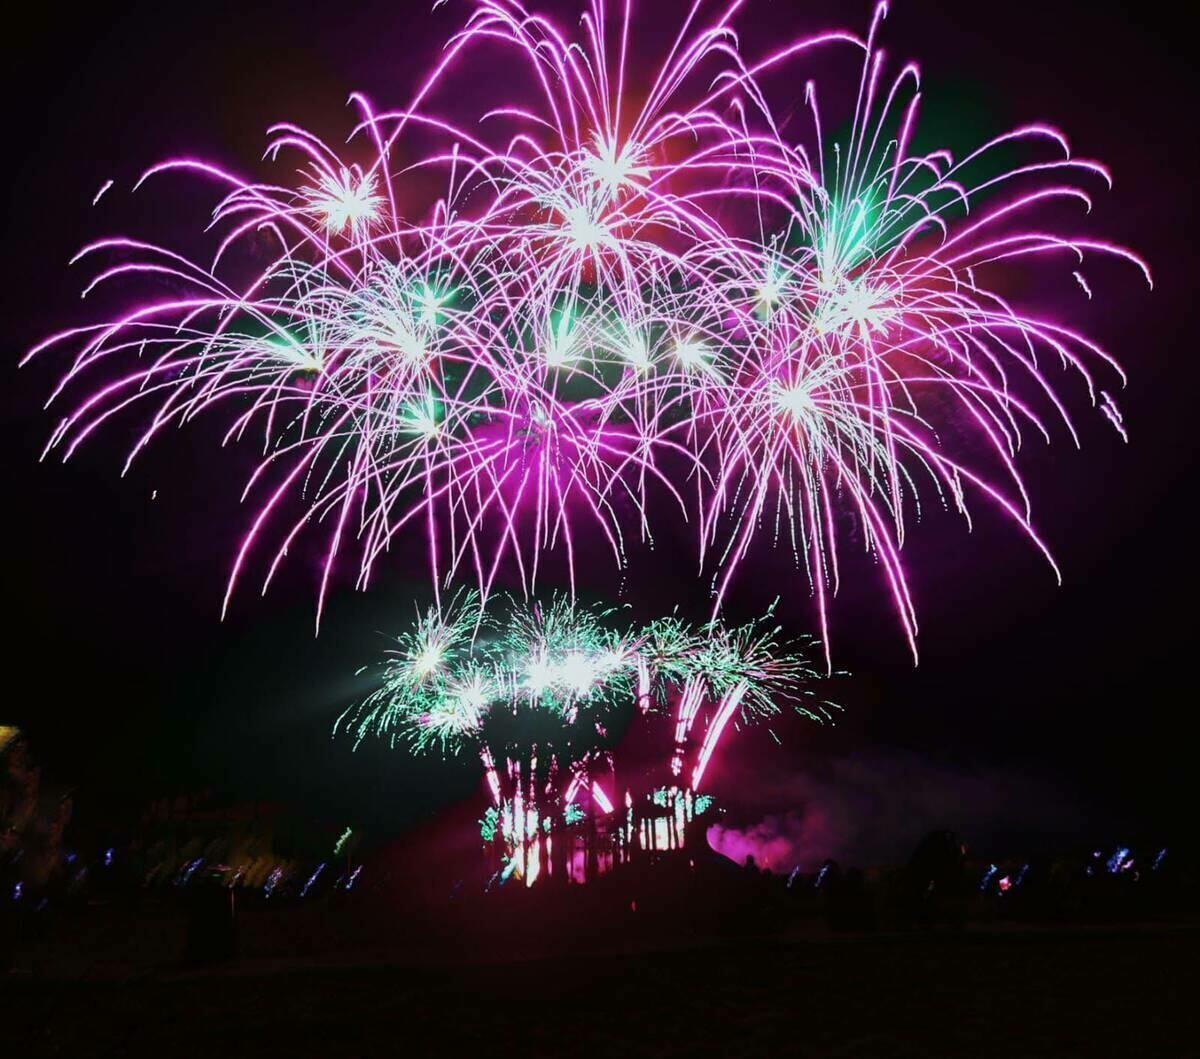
[{"xmin": 4, "ymin": 1, "xmax": 1193, "ymax": 863}]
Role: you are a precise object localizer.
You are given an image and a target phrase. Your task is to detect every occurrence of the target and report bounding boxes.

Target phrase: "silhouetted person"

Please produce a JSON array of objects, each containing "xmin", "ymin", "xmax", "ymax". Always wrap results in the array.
[
  {"xmin": 905, "ymin": 829, "xmax": 967, "ymax": 928},
  {"xmin": 827, "ymin": 867, "xmax": 875, "ymax": 932},
  {"xmin": 185, "ymin": 869, "xmax": 237, "ymax": 964}
]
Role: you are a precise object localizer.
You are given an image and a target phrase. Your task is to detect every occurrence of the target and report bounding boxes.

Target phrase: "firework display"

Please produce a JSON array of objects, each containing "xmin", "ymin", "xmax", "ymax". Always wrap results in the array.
[
  {"xmin": 22, "ymin": 0, "xmax": 1150, "ymax": 661},
  {"xmin": 339, "ymin": 593, "xmax": 830, "ymax": 884}
]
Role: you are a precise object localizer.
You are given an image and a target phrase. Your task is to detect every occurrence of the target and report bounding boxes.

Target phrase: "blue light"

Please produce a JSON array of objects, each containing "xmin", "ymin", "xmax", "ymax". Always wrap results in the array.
[{"xmin": 300, "ymin": 862, "xmax": 326, "ymax": 897}]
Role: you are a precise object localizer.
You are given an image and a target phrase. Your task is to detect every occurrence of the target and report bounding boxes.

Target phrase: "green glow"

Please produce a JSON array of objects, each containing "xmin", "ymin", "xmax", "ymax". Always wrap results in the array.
[
  {"xmin": 414, "ymin": 282, "xmax": 454, "ymax": 328},
  {"xmin": 673, "ymin": 337, "xmax": 711, "ymax": 373},
  {"xmin": 813, "ymin": 184, "xmax": 884, "ymax": 285},
  {"xmin": 339, "ymin": 597, "xmax": 833, "ymax": 814},
  {"xmin": 265, "ymin": 329, "xmax": 323, "ymax": 373},
  {"xmin": 401, "ymin": 395, "xmax": 442, "ymax": 440},
  {"xmin": 545, "ymin": 306, "xmax": 578, "ymax": 368}
]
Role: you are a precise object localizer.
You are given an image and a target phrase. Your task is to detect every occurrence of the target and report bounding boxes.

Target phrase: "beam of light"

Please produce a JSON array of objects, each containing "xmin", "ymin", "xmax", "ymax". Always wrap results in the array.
[
  {"xmin": 692, "ymin": 680, "xmax": 749, "ymax": 791},
  {"xmin": 590, "ymin": 782, "xmax": 614, "ymax": 815}
]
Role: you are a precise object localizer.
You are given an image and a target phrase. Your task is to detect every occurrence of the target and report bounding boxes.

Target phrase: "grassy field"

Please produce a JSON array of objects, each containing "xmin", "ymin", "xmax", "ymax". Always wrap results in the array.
[{"xmin": 4, "ymin": 924, "xmax": 1195, "ymax": 1057}]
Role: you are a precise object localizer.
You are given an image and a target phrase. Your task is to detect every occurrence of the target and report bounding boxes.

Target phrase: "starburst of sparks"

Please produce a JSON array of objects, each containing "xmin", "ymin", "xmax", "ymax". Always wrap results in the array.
[
  {"xmin": 339, "ymin": 594, "xmax": 829, "ymax": 771},
  {"xmin": 24, "ymin": 0, "xmax": 1150, "ymax": 662}
]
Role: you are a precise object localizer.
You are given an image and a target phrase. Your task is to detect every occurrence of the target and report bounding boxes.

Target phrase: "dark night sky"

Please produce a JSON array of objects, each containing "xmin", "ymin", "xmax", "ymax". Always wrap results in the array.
[{"xmin": 3, "ymin": 2, "xmax": 1194, "ymax": 860}]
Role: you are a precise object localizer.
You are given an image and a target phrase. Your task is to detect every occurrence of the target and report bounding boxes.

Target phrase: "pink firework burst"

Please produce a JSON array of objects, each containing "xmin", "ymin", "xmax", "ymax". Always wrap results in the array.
[{"xmin": 24, "ymin": 0, "xmax": 1150, "ymax": 660}]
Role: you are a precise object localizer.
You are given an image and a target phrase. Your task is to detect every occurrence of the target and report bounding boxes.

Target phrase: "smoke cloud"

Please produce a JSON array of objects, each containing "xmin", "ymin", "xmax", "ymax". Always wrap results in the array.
[{"xmin": 706, "ymin": 747, "xmax": 1084, "ymax": 872}]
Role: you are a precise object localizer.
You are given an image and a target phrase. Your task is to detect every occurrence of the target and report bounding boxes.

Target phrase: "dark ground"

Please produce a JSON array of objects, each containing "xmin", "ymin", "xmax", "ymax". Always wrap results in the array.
[{"xmin": 4, "ymin": 925, "xmax": 1196, "ymax": 1057}]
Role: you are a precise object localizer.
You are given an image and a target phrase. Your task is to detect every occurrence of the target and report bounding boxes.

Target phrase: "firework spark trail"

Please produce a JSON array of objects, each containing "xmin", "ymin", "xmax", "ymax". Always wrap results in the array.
[
  {"xmin": 334, "ymin": 593, "xmax": 833, "ymax": 882},
  {"xmin": 337, "ymin": 592, "xmax": 832, "ymax": 869},
  {"xmin": 24, "ymin": 0, "xmax": 1149, "ymax": 658}
]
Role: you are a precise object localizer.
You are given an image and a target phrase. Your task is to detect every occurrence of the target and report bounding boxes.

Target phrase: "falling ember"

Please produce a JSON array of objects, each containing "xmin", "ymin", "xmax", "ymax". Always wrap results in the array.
[{"xmin": 1100, "ymin": 392, "xmax": 1128, "ymax": 443}]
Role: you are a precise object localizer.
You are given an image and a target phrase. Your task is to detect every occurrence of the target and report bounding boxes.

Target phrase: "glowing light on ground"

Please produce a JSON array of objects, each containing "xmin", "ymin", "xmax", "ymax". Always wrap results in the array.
[{"xmin": 338, "ymin": 594, "xmax": 834, "ymax": 885}]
